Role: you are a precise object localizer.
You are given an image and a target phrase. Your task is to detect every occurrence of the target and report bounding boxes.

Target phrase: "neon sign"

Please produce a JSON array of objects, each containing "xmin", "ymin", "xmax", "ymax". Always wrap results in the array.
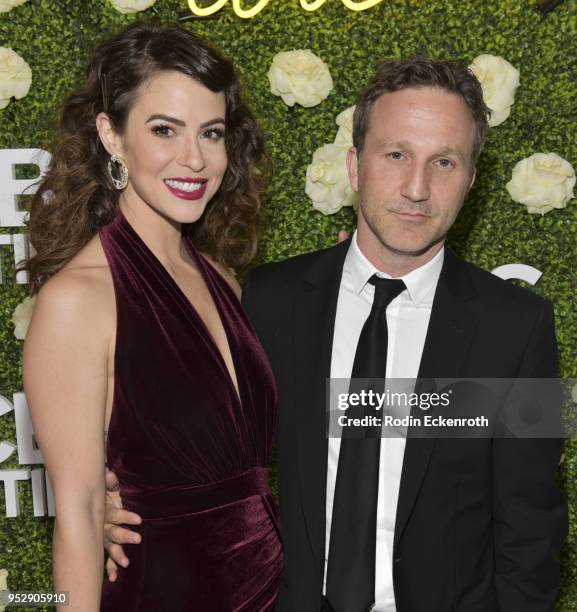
[{"xmin": 187, "ymin": 0, "xmax": 384, "ymax": 19}]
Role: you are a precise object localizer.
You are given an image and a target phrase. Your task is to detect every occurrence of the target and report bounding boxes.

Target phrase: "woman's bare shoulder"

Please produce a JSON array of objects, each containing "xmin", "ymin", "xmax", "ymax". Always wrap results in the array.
[{"xmin": 34, "ymin": 234, "xmax": 114, "ymax": 326}]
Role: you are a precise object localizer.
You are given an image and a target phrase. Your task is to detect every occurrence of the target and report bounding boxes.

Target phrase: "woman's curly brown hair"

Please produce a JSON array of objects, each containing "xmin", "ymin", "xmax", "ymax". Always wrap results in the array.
[{"xmin": 22, "ymin": 21, "xmax": 267, "ymax": 295}]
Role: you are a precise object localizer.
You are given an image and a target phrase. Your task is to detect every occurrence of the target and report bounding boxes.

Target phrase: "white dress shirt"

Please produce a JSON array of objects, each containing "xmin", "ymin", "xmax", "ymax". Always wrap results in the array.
[{"xmin": 324, "ymin": 232, "xmax": 444, "ymax": 611}]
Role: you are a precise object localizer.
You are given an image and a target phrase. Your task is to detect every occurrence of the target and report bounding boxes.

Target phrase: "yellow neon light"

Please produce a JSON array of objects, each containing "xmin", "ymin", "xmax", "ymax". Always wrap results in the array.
[
  {"xmin": 187, "ymin": 0, "xmax": 228, "ymax": 17},
  {"xmin": 341, "ymin": 0, "xmax": 383, "ymax": 9},
  {"xmin": 187, "ymin": 0, "xmax": 385, "ymax": 18},
  {"xmin": 300, "ymin": 0, "xmax": 328, "ymax": 10},
  {"xmin": 232, "ymin": 0, "xmax": 271, "ymax": 18}
]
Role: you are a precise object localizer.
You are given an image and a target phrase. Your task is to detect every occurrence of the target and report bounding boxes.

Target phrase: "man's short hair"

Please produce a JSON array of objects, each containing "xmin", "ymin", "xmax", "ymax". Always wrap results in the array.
[{"xmin": 353, "ymin": 57, "xmax": 491, "ymax": 167}]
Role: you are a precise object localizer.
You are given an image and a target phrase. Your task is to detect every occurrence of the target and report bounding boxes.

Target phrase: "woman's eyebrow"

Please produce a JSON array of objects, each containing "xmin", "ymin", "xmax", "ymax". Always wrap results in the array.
[{"xmin": 145, "ymin": 114, "xmax": 226, "ymax": 128}]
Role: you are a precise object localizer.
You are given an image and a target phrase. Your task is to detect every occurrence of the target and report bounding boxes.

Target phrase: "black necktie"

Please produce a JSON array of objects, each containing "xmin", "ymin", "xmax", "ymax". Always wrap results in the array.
[{"xmin": 326, "ymin": 274, "xmax": 406, "ymax": 612}]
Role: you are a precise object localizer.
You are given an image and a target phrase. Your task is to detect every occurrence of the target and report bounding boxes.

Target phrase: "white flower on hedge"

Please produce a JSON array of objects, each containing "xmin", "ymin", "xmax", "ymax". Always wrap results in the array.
[
  {"xmin": 506, "ymin": 153, "xmax": 576, "ymax": 215},
  {"xmin": 108, "ymin": 0, "xmax": 156, "ymax": 13},
  {"xmin": 12, "ymin": 295, "xmax": 36, "ymax": 340},
  {"xmin": 469, "ymin": 54, "xmax": 519, "ymax": 127},
  {"xmin": 306, "ymin": 143, "xmax": 357, "ymax": 215},
  {"xmin": 334, "ymin": 105, "xmax": 356, "ymax": 147},
  {"xmin": 0, "ymin": 568, "xmax": 7, "ymax": 612},
  {"xmin": 0, "ymin": 47, "xmax": 32, "ymax": 110},
  {"xmin": 0, "ymin": 0, "xmax": 28, "ymax": 13},
  {"xmin": 268, "ymin": 50, "xmax": 333, "ymax": 108}
]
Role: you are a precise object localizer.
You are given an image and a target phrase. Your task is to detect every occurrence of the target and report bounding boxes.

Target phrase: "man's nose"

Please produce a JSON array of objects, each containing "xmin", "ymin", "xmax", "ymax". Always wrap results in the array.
[{"xmin": 400, "ymin": 164, "xmax": 430, "ymax": 202}]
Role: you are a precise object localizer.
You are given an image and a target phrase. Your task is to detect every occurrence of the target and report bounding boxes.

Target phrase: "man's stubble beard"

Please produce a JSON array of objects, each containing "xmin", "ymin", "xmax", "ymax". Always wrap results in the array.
[{"xmin": 359, "ymin": 199, "xmax": 449, "ymax": 259}]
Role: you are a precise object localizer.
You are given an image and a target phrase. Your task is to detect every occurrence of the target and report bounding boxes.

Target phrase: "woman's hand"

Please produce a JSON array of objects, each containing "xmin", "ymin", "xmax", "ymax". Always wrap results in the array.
[{"xmin": 103, "ymin": 469, "xmax": 142, "ymax": 582}]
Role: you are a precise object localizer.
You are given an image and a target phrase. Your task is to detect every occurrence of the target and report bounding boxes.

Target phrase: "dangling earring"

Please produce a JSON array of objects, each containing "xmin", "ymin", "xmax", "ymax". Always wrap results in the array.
[{"xmin": 107, "ymin": 154, "xmax": 129, "ymax": 190}]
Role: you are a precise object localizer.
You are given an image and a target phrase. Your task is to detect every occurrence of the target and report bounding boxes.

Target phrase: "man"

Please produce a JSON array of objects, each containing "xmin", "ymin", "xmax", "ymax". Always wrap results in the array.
[{"xmin": 104, "ymin": 58, "xmax": 567, "ymax": 611}]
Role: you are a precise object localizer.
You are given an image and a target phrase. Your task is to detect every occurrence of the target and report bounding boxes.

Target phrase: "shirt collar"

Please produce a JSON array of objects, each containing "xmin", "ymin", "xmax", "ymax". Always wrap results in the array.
[{"xmin": 344, "ymin": 230, "xmax": 444, "ymax": 306}]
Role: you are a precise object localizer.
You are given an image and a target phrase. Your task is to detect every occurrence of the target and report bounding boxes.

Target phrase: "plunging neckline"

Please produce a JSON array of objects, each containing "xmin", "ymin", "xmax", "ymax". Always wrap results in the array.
[{"xmin": 116, "ymin": 210, "xmax": 242, "ymax": 407}]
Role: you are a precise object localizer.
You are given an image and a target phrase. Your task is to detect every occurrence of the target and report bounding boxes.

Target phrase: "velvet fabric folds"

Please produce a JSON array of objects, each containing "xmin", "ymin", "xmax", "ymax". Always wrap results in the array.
[{"xmin": 99, "ymin": 211, "xmax": 282, "ymax": 611}]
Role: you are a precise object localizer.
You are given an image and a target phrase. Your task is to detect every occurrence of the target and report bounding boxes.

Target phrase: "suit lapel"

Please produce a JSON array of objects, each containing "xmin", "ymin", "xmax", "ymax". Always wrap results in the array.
[
  {"xmin": 394, "ymin": 249, "xmax": 479, "ymax": 549},
  {"xmin": 292, "ymin": 239, "xmax": 351, "ymax": 572}
]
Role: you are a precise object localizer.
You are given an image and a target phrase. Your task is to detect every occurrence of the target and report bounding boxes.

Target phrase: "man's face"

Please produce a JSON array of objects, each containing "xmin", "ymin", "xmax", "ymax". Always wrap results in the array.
[{"xmin": 348, "ymin": 86, "xmax": 477, "ymax": 260}]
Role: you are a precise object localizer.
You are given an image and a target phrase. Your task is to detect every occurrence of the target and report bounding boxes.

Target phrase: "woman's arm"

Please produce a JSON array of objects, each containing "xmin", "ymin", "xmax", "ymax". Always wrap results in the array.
[{"xmin": 23, "ymin": 270, "xmax": 111, "ymax": 612}]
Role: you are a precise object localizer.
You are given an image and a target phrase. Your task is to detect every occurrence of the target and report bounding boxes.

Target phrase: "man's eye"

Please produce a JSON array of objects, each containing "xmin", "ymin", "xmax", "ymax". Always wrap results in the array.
[
  {"xmin": 437, "ymin": 158, "xmax": 454, "ymax": 168},
  {"xmin": 388, "ymin": 152, "xmax": 403, "ymax": 160},
  {"xmin": 152, "ymin": 124, "xmax": 174, "ymax": 137}
]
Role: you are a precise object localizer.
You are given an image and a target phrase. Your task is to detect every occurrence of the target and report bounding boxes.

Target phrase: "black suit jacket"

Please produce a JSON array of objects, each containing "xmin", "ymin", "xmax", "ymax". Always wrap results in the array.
[{"xmin": 242, "ymin": 240, "xmax": 567, "ymax": 612}]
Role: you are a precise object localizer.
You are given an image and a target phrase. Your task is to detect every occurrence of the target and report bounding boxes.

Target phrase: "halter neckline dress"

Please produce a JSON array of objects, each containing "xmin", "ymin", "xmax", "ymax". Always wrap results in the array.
[{"xmin": 99, "ymin": 210, "xmax": 282, "ymax": 611}]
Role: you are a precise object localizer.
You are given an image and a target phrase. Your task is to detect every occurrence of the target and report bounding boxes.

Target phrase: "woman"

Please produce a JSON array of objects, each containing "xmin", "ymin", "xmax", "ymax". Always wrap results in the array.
[{"xmin": 22, "ymin": 22, "xmax": 281, "ymax": 611}]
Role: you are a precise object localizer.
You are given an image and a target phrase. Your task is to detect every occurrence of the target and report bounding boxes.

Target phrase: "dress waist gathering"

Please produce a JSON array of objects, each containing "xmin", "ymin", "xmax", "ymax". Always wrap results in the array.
[{"xmin": 119, "ymin": 467, "xmax": 272, "ymax": 520}]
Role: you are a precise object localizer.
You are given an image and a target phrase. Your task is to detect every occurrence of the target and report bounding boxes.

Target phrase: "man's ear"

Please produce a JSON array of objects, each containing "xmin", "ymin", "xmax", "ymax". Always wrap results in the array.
[
  {"xmin": 467, "ymin": 166, "xmax": 477, "ymax": 193},
  {"xmin": 346, "ymin": 146, "xmax": 360, "ymax": 193},
  {"xmin": 96, "ymin": 112, "xmax": 123, "ymax": 157}
]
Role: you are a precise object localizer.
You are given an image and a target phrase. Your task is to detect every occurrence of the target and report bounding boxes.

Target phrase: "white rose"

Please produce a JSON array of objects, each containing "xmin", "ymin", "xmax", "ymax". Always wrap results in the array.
[
  {"xmin": 0, "ymin": 47, "xmax": 32, "ymax": 110},
  {"xmin": 506, "ymin": 153, "xmax": 576, "ymax": 215},
  {"xmin": 306, "ymin": 143, "xmax": 358, "ymax": 215},
  {"xmin": 12, "ymin": 295, "xmax": 36, "ymax": 340},
  {"xmin": 0, "ymin": 568, "xmax": 7, "ymax": 612},
  {"xmin": 334, "ymin": 105, "xmax": 356, "ymax": 147},
  {"xmin": 469, "ymin": 54, "xmax": 520, "ymax": 127},
  {"xmin": 0, "ymin": 0, "xmax": 28, "ymax": 13},
  {"xmin": 108, "ymin": 0, "xmax": 156, "ymax": 13},
  {"xmin": 268, "ymin": 50, "xmax": 333, "ymax": 108}
]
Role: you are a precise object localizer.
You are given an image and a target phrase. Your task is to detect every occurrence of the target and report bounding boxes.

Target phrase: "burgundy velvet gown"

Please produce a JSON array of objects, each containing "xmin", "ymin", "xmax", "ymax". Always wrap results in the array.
[{"xmin": 99, "ymin": 211, "xmax": 282, "ymax": 611}]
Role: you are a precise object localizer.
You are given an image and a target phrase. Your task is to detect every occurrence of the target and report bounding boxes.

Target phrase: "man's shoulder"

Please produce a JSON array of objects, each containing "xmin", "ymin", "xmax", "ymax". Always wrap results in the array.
[
  {"xmin": 242, "ymin": 242, "xmax": 349, "ymax": 339},
  {"xmin": 247, "ymin": 241, "xmax": 348, "ymax": 294},
  {"xmin": 454, "ymin": 252, "xmax": 550, "ymax": 311}
]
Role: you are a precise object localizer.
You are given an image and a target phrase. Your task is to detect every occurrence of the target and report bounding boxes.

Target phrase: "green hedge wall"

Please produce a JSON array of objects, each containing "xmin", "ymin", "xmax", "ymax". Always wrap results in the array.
[{"xmin": 1, "ymin": 0, "xmax": 576, "ymax": 609}]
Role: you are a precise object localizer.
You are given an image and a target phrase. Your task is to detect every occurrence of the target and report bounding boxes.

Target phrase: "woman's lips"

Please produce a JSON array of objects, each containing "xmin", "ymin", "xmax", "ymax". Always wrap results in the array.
[{"xmin": 163, "ymin": 178, "xmax": 208, "ymax": 201}]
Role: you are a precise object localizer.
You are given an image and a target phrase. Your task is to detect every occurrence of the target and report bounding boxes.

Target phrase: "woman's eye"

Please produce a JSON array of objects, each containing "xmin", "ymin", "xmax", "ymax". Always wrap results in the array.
[
  {"xmin": 202, "ymin": 127, "xmax": 225, "ymax": 140},
  {"xmin": 152, "ymin": 124, "xmax": 174, "ymax": 137}
]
